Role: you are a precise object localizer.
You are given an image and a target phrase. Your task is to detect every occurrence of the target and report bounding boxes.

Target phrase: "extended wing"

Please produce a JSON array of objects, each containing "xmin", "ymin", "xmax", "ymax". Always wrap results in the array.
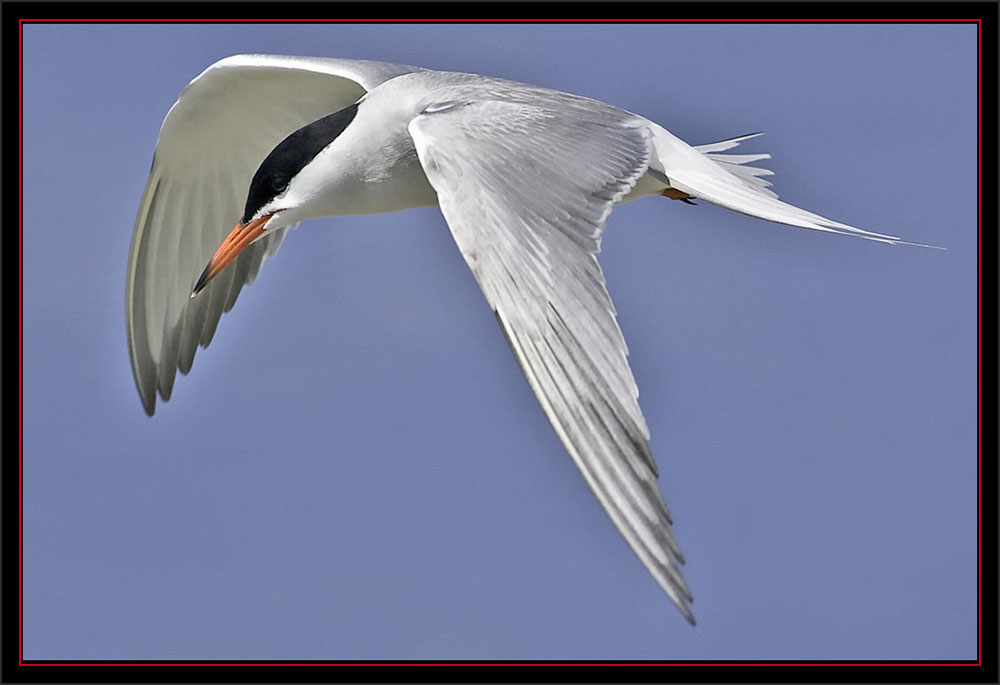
[
  {"xmin": 126, "ymin": 55, "xmax": 422, "ymax": 414},
  {"xmin": 409, "ymin": 100, "xmax": 695, "ymax": 624}
]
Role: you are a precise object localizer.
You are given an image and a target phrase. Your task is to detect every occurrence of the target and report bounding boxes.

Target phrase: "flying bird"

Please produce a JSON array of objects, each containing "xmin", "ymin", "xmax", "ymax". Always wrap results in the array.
[{"xmin": 126, "ymin": 55, "xmax": 931, "ymax": 626}]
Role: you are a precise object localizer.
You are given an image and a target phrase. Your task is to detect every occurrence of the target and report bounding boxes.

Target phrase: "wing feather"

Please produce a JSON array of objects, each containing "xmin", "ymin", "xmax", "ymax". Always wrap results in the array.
[
  {"xmin": 126, "ymin": 55, "xmax": 423, "ymax": 414},
  {"xmin": 409, "ymin": 100, "xmax": 694, "ymax": 623}
]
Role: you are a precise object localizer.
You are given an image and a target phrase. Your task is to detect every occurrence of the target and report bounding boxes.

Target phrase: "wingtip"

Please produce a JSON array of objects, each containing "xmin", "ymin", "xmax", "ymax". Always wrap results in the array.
[{"xmin": 140, "ymin": 391, "xmax": 156, "ymax": 417}]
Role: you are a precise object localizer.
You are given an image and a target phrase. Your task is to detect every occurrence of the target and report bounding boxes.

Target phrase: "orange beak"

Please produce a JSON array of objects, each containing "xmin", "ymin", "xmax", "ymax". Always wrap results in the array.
[{"xmin": 191, "ymin": 213, "xmax": 273, "ymax": 298}]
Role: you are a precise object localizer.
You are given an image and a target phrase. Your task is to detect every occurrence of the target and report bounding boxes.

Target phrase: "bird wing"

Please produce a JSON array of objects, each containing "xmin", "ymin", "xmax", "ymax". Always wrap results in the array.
[
  {"xmin": 408, "ymin": 100, "xmax": 695, "ymax": 624},
  {"xmin": 126, "ymin": 55, "xmax": 423, "ymax": 415}
]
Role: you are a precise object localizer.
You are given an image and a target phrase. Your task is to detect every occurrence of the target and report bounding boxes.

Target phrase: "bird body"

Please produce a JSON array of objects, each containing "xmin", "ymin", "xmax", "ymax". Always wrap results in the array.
[
  {"xmin": 127, "ymin": 55, "xmax": 931, "ymax": 626},
  {"xmin": 234, "ymin": 68, "xmax": 668, "ymax": 224}
]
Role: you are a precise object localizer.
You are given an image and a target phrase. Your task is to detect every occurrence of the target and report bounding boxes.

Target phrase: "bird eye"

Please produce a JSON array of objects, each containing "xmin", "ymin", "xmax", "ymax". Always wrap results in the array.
[{"xmin": 270, "ymin": 177, "xmax": 286, "ymax": 193}]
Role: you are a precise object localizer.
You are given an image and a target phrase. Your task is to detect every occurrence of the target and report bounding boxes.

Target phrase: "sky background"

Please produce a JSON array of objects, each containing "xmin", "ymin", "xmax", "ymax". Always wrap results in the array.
[{"xmin": 21, "ymin": 22, "xmax": 978, "ymax": 661}]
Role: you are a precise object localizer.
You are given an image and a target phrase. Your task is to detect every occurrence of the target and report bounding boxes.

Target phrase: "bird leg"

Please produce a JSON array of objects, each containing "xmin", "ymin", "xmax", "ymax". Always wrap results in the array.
[{"xmin": 662, "ymin": 188, "xmax": 697, "ymax": 205}]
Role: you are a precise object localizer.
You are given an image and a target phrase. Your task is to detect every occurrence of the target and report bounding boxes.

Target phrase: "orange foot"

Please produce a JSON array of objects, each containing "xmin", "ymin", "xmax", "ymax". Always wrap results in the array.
[{"xmin": 662, "ymin": 188, "xmax": 697, "ymax": 204}]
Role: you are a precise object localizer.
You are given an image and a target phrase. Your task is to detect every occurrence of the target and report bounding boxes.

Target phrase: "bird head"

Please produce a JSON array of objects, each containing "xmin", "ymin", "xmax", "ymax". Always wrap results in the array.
[{"xmin": 191, "ymin": 102, "xmax": 361, "ymax": 297}]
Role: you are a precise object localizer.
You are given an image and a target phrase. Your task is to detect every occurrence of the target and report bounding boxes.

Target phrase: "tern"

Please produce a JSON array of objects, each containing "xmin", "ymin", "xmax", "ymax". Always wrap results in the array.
[{"xmin": 126, "ymin": 55, "xmax": 931, "ymax": 626}]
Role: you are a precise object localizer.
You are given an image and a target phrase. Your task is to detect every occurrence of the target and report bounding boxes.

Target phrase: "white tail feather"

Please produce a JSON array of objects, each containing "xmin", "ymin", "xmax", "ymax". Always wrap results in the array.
[
  {"xmin": 694, "ymin": 133, "xmax": 779, "ymax": 198},
  {"xmin": 659, "ymin": 126, "xmax": 943, "ymax": 249}
]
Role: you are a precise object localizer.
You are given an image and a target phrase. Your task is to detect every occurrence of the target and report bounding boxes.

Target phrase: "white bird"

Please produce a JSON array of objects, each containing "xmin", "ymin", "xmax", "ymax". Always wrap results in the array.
[{"xmin": 126, "ymin": 55, "xmax": 932, "ymax": 626}]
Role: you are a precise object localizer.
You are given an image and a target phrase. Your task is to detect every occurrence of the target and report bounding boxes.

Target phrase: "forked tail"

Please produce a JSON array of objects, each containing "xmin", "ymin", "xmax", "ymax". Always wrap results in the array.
[{"xmin": 655, "ymin": 126, "xmax": 942, "ymax": 249}]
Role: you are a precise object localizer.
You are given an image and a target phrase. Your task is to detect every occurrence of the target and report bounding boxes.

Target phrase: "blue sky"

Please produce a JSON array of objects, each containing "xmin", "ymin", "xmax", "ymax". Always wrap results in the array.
[{"xmin": 21, "ymin": 22, "xmax": 978, "ymax": 661}]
